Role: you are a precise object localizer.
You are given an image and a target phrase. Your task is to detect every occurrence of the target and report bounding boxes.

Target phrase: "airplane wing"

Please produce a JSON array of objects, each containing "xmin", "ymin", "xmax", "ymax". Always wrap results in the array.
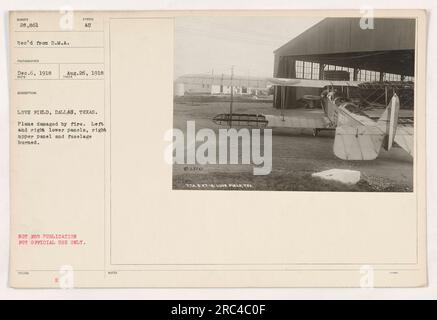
[
  {"xmin": 394, "ymin": 125, "xmax": 414, "ymax": 156},
  {"xmin": 268, "ymin": 78, "xmax": 362, "ymax": 88},
  {"xmin": 213, "ymin": 112, "xmax": 330, "ymax": 129},
  {"xmin": 264, "ymin": 114, "xmax": 330, "ymax": 128}
]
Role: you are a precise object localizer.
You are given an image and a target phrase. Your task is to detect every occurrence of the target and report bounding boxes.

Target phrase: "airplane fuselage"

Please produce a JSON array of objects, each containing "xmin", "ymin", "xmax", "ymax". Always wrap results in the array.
[{"xmin": 321, "ymin": 92, "xmax": 375, "ymax": 128}]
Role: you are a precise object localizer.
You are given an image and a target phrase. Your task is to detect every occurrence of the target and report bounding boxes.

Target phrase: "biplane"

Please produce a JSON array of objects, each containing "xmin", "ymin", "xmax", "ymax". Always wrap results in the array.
[{"xmin": 212, "ymin": 78, "xmax": 414, "ymax": 161}]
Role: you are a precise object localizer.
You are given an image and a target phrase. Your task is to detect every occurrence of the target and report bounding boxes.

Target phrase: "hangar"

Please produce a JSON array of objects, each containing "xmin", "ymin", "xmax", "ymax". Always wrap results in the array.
[{"xmin": 273, "ymin": 18, "xmax": 415, "ymax": 109}]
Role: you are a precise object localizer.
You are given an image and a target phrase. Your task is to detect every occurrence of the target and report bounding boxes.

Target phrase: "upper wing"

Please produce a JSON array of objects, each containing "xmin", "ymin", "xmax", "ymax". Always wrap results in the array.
[
  {"xmin": 268, "ymin": 78, "xmax": 362, "ymax": 88},
  {"xmin": 394, "ymin": 125, "xmax": 414, "ymax": 156}
]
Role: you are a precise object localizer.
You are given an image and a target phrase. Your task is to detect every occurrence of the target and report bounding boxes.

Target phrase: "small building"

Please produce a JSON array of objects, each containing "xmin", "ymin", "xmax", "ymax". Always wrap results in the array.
[
  {"xmin": 273, "ymin": 18, "xmax": 415, "ymax": 108},
  {"xmin": 175, "ymin": 74, "xmax": 270, "ymax": 96}
]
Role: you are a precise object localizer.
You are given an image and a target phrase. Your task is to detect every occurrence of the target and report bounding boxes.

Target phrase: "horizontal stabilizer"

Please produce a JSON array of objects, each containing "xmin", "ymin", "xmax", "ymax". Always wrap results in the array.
[
  {"xmin": 333, "ymin": 125, "xmax": 384, "ymax": 160},
  {"xmin": 394, "ymin": 125, "xmax": 414, "ymax": 156}
]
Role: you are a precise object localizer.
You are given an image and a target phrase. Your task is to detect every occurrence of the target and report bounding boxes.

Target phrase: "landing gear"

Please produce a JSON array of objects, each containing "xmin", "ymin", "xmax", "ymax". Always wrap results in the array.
[{"xmin": 312, "ymin": 129, "xmax": 320, "ymax": 137}]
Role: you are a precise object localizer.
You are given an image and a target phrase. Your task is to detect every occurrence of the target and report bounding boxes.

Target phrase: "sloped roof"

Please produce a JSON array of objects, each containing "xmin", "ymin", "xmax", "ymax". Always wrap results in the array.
[{"xmin": 274, "ymin": 18, "xmax": 415, "ymax": 57}]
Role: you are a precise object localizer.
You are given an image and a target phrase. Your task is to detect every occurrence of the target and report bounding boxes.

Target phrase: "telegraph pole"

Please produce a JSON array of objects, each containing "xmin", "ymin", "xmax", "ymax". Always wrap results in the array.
[
  {"xmin": 211, "ymin": 68, "xmax": 214, "ymax": 92},
  {"xmin": 229, "ymin": 65, "xmax": 234, "ymax": 128}
]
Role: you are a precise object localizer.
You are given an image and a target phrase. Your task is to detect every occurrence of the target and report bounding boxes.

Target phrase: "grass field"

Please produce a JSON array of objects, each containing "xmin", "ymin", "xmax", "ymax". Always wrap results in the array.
[{"xmin": 172, "ymin": 100, "xmax": 413, "ymax": 192}]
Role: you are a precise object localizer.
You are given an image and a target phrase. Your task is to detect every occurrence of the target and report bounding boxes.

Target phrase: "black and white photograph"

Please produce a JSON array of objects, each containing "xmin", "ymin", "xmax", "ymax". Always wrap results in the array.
[{"xmin": 172, "ymin": 16, "xmax": 415, "ymax": 192}]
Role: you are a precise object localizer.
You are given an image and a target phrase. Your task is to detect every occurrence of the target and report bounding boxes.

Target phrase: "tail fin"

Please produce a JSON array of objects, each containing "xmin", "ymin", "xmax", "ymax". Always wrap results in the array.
[{"xmin": 377, "ymin": 93, "xmax": 400, "ymax": 151}]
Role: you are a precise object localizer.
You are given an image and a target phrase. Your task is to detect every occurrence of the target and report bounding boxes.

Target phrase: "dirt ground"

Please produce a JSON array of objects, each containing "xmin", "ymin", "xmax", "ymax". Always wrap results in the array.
[{"xmin": 172, "ymin": 100, "xmax": 414, "ymax": 192}]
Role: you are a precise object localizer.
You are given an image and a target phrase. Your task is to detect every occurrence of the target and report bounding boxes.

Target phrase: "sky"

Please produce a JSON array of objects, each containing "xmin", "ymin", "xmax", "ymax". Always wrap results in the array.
[{"xmin": 174, "ymin": 16, "xmax": 322, "ymax": 79}]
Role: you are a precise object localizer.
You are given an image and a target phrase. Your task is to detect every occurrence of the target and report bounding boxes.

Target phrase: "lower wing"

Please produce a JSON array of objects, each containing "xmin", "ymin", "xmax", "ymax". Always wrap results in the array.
[
  {"xmin": 264, "ymin": 114, "xmax": 329, "ymax": 129},
  {"xmin": 212, "ymin": 113, "xmax": 330, "ymax": 129}
]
